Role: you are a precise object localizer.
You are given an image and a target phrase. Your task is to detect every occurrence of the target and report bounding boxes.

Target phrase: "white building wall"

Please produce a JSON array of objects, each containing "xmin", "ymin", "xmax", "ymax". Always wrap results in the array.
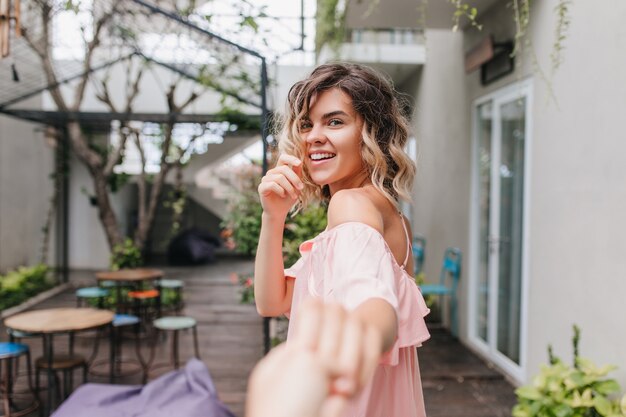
[
  {"xmin": 0, "ymin": 96, "xmax": 55, "ymax": 271},
  {"xmin": 463, "ymin": 0, "xmax": 626, "ymax": 385},
  {"xmin": 411, "ymin": 29, "xmax": 470, "ymax": 334}
]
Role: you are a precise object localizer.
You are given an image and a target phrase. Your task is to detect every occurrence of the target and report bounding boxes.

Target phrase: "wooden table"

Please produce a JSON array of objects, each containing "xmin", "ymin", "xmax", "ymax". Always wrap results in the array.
[
  {"xmin": 5, "ymin": 308, "xmax": 114, "ymax": 416},
  {"xmin": 95, "ymin": 268, "xmax": 164, "ymax": 314}
]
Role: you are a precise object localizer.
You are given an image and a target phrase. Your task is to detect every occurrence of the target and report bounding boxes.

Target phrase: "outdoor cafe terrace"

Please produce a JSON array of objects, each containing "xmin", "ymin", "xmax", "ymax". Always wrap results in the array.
[{"xmin": 0, "ymin": 257, "xmax": 516, "ymax": 417}]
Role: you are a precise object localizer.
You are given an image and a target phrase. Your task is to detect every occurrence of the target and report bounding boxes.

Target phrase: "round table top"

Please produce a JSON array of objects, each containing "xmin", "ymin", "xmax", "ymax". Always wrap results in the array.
[
  {"xmin": 4, "ymin": 308, "xmax": 114, "ymax": 334},
  {"xmin": 95, "ymin": 268, "xmax": 164, "ymax": 282}
]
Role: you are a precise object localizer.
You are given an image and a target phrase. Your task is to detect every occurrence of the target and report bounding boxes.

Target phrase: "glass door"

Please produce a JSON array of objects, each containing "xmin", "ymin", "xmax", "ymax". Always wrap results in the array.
[{"xmin": 471, "ymin": 83, "xmax": 531, "ymax": 378}]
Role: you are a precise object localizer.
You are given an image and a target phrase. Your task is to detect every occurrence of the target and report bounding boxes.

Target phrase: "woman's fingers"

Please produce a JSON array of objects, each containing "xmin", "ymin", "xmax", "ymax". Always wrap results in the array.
[
  {"xmin": 274, "ymin": 165, "xmax": 304, "ymax": 190},
  {"xmin": 358, "ymin": 325, "xmax": 383, "ymax": 389},
  {"xmin": 291, "ymin": 298, "xmax": 323, "ymax": 350},
  {"xmin": 258, "ymin": 181, "xmax": 286, "ymax": 198},
  {"xmin": 265, "ymin": 173, "xmax": 298, "ymax": 200},
  {"xmin": 317, "ymin": 303, "xmax": 346, "ymax": 369},
  {"xmin": 276, "ymin": 154, "xmax": 302, "ymax": 170},
  {"xmin": 331, "ymin": 317, "xmax": 363, "ymax": 396}
]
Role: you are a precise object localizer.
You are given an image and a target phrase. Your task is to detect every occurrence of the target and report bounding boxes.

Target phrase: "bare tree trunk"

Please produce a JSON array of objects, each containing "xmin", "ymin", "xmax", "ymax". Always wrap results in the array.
[
  {"xmin": 133, "ymin": 124, "xmax": 173, "ymax": 251},
  {"xmin": 66, "ymin": 121, "xmax": 123, "ymax": 249}
]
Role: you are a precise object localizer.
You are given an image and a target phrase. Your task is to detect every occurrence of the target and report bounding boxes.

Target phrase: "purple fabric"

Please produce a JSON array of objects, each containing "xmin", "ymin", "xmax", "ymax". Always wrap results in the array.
[{"xmin": 52, "ymin": 359, "xmax": 236, "ymax": 417}]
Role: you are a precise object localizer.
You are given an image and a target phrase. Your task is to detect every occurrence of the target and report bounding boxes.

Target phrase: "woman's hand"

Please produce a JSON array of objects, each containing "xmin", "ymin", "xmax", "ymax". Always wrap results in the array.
[
  {"xmin": 246, "ymin": 299, "xmax": 384, "ymax": 417},
  {"xmin": 257, "ymin": 154, "xmax": 304, "ymax": 219}
]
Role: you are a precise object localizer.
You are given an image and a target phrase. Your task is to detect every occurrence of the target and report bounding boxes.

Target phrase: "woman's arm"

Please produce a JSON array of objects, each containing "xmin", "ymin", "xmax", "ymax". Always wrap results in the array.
[{"xmin": 254, "ymin": 154, "xmax": 303, "ymax": 316}]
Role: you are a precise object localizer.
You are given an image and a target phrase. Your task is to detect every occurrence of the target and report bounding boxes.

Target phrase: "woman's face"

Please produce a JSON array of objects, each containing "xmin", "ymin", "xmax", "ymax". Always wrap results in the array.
[{"xmin": 299, "ymin": 88, "xmax": 368, "ymax": 195}]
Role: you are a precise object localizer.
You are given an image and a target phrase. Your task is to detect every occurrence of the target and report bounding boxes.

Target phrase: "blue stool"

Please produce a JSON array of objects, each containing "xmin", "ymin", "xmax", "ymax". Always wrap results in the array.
[
  {"xmin": 75, "ymin": 287, "xmax": 109, "ymax": 308},
  {"xmin": 0, "ymin": 342, "xmax": 39, "ymax": 416},
  {"xmin": 89, "ymin": 314, "xmax": 145, "ymax": 381},
  {"xmin": 419, "ymin": 248, "xmax": 462, "ymax": 337}
]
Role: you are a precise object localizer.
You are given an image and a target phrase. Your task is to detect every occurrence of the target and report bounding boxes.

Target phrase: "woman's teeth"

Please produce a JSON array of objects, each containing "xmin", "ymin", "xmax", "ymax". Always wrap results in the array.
[{"xmin": 310, "ymin": 153, "xmax": 336, "ymax": 161}]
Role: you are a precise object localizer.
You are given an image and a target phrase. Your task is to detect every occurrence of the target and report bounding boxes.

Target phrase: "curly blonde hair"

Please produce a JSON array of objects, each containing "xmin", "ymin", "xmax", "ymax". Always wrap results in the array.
[{"xmin": 277, "ymin": 62, "xmax": 416, "ymax": 210}]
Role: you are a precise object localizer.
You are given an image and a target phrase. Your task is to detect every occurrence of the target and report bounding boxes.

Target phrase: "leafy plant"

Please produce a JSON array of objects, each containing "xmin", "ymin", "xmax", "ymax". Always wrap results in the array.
[
  {"xmin": 414, "ymin": 272, "xmax": 436, "ymax": 309},
  {"xmin": 513, "ymin": 325, "xmax": 626, "ymax": 417},
  {"xmin": 448, "ymin": 0, "xmax": 483, "ymax": 32},
  {"xmin": 110, "ymin": 238, "xmax": 143, "ymax": 270},
  {"xmin": 282, "ymin": 203, "xmax": 328, "ymax": 267},
  {"xmin": 0, "ymin": 265, "xmax": 53, "ymax": 311}
]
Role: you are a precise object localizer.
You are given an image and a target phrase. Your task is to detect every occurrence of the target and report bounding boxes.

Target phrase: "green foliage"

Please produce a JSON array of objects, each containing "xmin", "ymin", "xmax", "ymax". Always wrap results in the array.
[
  {"xmin": 282, "ymin": 204, "xmax": 328, "ymax": 268},
  {"xmin": 215, "ymin": 107, "xmax": 261, "ymax": 131},
  {"xmin": 551, "ymin": 0, "xmax": 572, "ymax": 74},
  {"xmin": 110, "ymin": 238, "xmax": 143, "ymax": 271},
  {"xmin": 511, "ymin": 0, "xmax": 532, "ymax": 58},
  {"xmin": 107, "ymin": 171, "xmax": 130, "ymax": 193},
  {"xmin": 0, "ymin": 265, "xmax": 53, "ymax": 311},
  {"xmin": 513, "ymin": 326, "xmax": 626, "ymax": 417},
  {"xmin": 315, "ymin": 0, "xmax": 348, "ymax": 55},
  {"xmin": 448, "ymin": 0, "xmax": 483, "ymax": 32}
]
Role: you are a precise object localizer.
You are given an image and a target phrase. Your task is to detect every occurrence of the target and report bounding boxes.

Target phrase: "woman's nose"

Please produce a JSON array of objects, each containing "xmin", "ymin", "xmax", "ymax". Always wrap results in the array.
[{"xmin": 305, "ymin": 124, "xmax": 326, "ymax": 144}]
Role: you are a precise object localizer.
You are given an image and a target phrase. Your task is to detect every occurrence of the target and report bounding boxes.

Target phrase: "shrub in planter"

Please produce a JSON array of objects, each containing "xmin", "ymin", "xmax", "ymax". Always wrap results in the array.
[
  {"xmin": 0, "ymin": 265, "xmax": 53, "ymax": 311},
  {"xmin": 513, "ymin": 325, "xmax": 626, "ymax": 417}
]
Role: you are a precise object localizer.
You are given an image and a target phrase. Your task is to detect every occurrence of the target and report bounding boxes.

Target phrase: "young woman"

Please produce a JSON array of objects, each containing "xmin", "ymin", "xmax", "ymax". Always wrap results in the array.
[{"xmin": 253, "ymin": 62, "xmax": 430, "ymax": 417}]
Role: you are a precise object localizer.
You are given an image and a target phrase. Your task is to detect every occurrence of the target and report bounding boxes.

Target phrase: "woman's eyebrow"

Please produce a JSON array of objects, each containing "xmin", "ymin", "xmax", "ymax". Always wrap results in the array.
[{"xmin": 321, "ymin": 110, "xmax": 350, "ymax": 119}]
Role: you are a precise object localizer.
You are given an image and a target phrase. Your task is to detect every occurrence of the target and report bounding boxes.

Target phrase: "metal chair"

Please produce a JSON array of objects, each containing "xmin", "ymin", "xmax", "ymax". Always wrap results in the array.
[
  {"xmin": 412, "ymin": 235, "xmax": 426, "ymax": 276},
  {"xmin": 146, "ymin": 316, "xmax": 200, "ymax": 377},
  {"xmin": 419, "ymin": 248, "xmax": 462, "ymax": 337},
  {"xmin": 0, "ymin": 342, "xmax": 38, "ymax": 417}
]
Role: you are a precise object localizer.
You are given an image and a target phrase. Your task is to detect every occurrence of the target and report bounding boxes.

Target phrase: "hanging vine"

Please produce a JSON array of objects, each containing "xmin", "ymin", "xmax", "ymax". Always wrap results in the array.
[
  {"xmin": 448, "ymin": 0, "xmax": 482, "ymax": 32},
  {"xmin": 550, "ymin": 0, "xmax": 572, "ymax": 75}
]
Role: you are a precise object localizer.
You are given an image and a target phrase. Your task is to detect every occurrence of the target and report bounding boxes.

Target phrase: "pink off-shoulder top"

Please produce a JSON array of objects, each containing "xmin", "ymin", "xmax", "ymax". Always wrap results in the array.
[{"xmin": 284, "ymin": 222, "xmax": 431, "ymax": 417}]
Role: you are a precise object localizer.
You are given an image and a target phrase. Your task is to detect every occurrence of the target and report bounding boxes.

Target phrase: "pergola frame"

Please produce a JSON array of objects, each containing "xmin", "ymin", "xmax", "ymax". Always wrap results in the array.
[{"xmin": 0, "ymin": 0, "xmax": 273, "ymax": 351}]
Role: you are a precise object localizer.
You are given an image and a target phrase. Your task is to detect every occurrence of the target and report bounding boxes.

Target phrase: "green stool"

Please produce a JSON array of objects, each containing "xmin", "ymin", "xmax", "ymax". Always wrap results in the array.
[
  {"xmin": 148, "ymin": 316, "xmax": 199, "ymax": 373},
  {"xmin": 75, "ymin": 287, "xmax": 109, "ymax": 308},
  {"xmin": 155, "ymin": 279, "xmax": 184, "ymax": 314}
]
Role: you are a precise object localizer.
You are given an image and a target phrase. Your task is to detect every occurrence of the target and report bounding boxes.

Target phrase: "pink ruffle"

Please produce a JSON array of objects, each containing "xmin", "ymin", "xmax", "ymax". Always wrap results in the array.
[{"xmin": 284, "ymin": 222, "xmax": 430, "ymax": 366}]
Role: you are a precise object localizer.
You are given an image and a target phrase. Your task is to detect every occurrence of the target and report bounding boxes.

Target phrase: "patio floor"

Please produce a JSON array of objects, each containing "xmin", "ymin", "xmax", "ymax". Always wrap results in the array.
[{"xmin": 1, "ymin": 257, "xmax": 517, "ymax": 417}]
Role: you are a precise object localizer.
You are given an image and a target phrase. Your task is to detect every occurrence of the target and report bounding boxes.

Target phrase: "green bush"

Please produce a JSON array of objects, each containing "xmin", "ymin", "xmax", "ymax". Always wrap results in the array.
[
  {"xmin": 282, "ymin": 203, "xmax": 327, "ymax": 267},
  {"xmin": 513, "ymin": 325, "xmax": 626, "ymax": 417},
  {"xmin": 110, "ymin": 238, "xmax": 143, "ymax": 271},
  {"xmin": 0, "ymin": 265, "xmax": 53, "ymax": 311}
]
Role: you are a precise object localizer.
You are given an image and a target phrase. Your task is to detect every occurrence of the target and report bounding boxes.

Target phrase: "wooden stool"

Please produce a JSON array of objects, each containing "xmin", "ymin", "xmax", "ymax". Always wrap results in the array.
[
  {"xmin": 147, "ymin": 316, "xmax": 199, "ymax": 374},
  {"xmin": 0, "ymin": 342, "xmax": 38, "ymax": 417},
  {"xmin": 35, "ymin": 353, "xmax": 87, "ymax": 402}
]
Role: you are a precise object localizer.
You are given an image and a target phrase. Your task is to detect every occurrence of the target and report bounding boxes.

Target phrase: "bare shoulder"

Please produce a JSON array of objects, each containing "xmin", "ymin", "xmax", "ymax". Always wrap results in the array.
[{"xmin": 327, "ymin": 188, "xmax": 384, "ymax": 234}]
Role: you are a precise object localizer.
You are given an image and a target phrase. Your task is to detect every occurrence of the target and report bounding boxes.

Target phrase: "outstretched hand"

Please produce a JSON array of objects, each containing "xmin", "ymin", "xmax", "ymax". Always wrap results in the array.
[
  {"xmin": 257, "ymin": 154, "xmax": 304, "ymax": 219},
  {"xmin": 246, "ymin": 299, "xmax": 383, "ymax": 417}
]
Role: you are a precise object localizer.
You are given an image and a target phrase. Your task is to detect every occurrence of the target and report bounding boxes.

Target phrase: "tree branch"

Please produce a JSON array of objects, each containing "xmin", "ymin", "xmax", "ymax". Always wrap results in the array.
[
  {"xmin": 72, "ymin": 4, "xmax": 118, "ymax": 110},
  {"xmin": 104, "ymin": 123, "xmax": 129, "ymax": 176},
  {"xmin": 133, "ymin": 129, "xmax": 147, "ymax": 226}
]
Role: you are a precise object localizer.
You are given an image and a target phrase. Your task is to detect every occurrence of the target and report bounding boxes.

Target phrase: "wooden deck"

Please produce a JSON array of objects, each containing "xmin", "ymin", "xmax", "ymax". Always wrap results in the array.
[
  {"xmin": 1, "ymin": 258, "xmax": 261, "ymax": 417},
  {"xmin": 1, "ymin": 257, "xmax": 517, "ymax": 417}
]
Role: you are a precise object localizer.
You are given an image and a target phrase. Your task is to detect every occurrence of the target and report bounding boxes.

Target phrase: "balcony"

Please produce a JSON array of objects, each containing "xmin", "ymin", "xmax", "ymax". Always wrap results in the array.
[{"xmin": 318, "ymin": 27, "xmax": 426, "ymax": 68}]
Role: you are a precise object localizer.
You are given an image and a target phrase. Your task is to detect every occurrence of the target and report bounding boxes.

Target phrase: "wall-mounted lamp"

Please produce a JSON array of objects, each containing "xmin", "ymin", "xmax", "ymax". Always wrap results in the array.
[{"xmin": 465, "ymin": 35, "xmax": 515, "ymax": 85}]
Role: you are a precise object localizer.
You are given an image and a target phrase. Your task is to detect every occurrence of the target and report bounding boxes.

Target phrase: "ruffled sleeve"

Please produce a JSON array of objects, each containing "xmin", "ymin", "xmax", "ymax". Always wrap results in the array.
[{"xmin": 308, "ymin": 222, "xmax": 430, "ymax": 366}]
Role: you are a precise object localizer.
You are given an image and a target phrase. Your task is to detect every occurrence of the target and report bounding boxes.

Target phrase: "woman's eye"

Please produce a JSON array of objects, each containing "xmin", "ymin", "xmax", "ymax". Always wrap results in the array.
[
  {"xmin": 328, "ymin": 119, "xmax": 343, "ymax": 126},
  {"xmin": 299, "ymin": 121, "xmax": 312, "ymax": 131}
]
